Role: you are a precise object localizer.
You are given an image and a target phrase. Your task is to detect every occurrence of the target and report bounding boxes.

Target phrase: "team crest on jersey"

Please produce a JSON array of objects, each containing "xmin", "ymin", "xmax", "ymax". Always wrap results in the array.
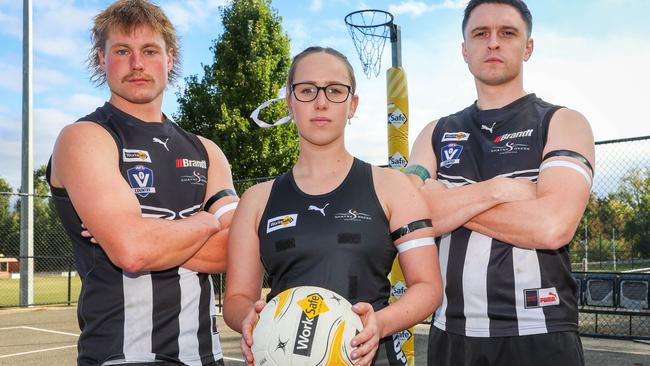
[
  {"xmin": 122, "ymin": 149, "xmax": 151, "ymax": 163},
  {"xmin": 441, "ymin": 132, "xmax": 470, "ymax": 142},
  {"xmin": 524, "ymin": 287, "xmax": 560, "ymax": 308},
  {"xmin": 266, "ymin": 214, "xmax": 298, "ymax": 233},
  {"xmin": 127, "ymin": 165, "xmax": 156, "ymax": 197},
  {"xmin": 440, "ymin": 143, "xmax": 463, "ymax": 168}
]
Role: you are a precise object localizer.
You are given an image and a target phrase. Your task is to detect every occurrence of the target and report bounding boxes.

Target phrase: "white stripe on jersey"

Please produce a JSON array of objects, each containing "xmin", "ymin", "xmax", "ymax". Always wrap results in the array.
[
  {"xmin": 495, "ymin": 169, "xmax": 539, "ymax": 179},
  {"xmin": 463, "ymin": 232, "xmax": 492, "ymax": 337},
  {"xmin": 123, "ymin": 272, "xmax": 156, "ymax": 362},
  {"xmin": 209, "ymin": 275, "xmax": 224, "ymax": 359},
  {"xmin": 433, "ymin": 234, "xmax": 451, "ymax": 331},
  {"xmin": 178, "ymin": 267, "xmax": 202, "ymax": 365},
  {"xmin": 512, "ymin": 247, "xmax": 548, "ymax": 335},
  {"xmin": 437, "ymin": 173, "xmax": 477, "ymax": 185}
]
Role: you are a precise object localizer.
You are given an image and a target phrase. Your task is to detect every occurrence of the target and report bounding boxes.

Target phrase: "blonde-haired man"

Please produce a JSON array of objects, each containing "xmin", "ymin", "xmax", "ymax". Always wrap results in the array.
[{"xmin": 47, "ymin": 1, "xmax": 235, "ymax": 365}]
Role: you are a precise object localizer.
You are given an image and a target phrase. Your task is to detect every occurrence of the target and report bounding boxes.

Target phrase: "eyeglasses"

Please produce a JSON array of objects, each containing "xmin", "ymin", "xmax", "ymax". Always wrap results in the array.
[{"xmin": 291, "ymin": 82, "xmax": 352, "ymax": 103}]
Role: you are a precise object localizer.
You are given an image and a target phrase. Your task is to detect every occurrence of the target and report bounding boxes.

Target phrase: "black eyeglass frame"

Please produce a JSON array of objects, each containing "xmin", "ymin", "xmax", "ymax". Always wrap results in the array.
[{"xmin": 290, "ymin": 82, "xmax": 353, "ymax": 103}]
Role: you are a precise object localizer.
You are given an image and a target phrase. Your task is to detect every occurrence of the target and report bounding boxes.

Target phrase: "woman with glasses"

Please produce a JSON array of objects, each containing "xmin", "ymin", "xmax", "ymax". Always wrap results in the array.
[{"xmin": 223, "ymin": 46, "xmax": 442, "ymax": 366}]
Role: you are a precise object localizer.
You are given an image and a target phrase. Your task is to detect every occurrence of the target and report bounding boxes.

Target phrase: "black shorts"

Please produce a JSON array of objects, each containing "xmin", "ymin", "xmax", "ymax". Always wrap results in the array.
[{"xmin": 427, "ymin": 326, "xmax": 585, "ymax": 366}]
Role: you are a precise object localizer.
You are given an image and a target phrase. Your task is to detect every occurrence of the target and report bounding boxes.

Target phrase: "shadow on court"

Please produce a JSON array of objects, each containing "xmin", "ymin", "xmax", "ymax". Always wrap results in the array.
[{"xmin": 1, "ymin": 306, "xmax": 648, "ymax": 366}]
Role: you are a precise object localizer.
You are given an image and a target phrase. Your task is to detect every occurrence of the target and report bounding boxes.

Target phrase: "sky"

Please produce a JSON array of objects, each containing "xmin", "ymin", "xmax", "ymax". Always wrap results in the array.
[{"xmin": 1, "ymin": 0, "xmax": 649, "ymax": 190}]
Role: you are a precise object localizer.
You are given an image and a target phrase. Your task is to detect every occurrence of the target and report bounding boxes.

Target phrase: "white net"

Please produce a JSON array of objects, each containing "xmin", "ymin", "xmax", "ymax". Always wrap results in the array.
[{"xmin": 345, "ymin": 10, "xmax": 393, "ymax": 79}]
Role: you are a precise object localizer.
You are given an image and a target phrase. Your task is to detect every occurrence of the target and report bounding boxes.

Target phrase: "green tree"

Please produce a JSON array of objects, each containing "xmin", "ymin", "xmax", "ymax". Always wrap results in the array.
[
  {"xmin": 175, "ymin": 0, "xmax": 298, "ymax": 182},
  {"xmin": 0, "ymin": 178, "xmax": 19, "ymax": 257},
  {"xmin": 12, "ymin": 166, "xmax": 72, "ymax": 272},
  {"xmin": 616, "ymin": 169, "xmax": 650, "ymax": 257}
]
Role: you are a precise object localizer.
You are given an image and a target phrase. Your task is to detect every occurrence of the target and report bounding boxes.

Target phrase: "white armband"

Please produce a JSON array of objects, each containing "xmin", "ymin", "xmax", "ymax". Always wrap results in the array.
[
  {"xmin": 396, "ymin": 237, "xmax": 436, "ymax": 254},
  {"xmin": 539, "ymin": 160, "xmax": 592, "ymax": 187},
  {"xmin": 214, "ymin": 202, "xmax": 238, "ymax": 220}
]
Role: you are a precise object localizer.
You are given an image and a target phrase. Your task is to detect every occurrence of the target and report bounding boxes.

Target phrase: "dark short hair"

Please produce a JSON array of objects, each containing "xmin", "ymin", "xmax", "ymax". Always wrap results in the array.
[
  {"xmin": 462, "ymin": 0, "xmax": 533, "ymax": 39},
  {"xmin": 286, "ymin": 46, "xmax": 356, "ymax": 95},
  {"xmin": 88, "ymin": 0, "xmax": 181, "ymax": 86}
]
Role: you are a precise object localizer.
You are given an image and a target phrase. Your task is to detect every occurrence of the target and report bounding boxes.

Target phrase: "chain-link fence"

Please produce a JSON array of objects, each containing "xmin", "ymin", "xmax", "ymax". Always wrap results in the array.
[{"xmin": 0, "ymin": 136, "xmax": 648, "ymax": 337}]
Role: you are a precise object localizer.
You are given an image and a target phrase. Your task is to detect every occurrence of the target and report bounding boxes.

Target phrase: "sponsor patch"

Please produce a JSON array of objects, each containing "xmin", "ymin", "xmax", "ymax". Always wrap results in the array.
[
  {"xmin": 524, "ymin": 287, "xmax": 560, "ymax": 308},
  {"xmin": 388, "ymin": 108, "xmax": 408, "ymax": 129},
  {"xmin": 440, "ymin": 143, "xmax": 463, "ymax": 168},
  {"xmin": 127, "ymin": 165, "xmax": 156, "ymax": 198},
  {"xmin": 175, "ymin": 158, "xmax": 207, "ymax": 169},
  {"xmin": 307, "ymin": 203, "xmax": 329, "ymax": 216},
  {"xmin": 294, "ymin": 293, "xmax": 329, "ymax": 356},
  {"xmin": 122, "ymin": 149, "xmax": 151, "ymax": 163},
  {"xmin": 389, "ymin": 151, "xmax": 408, "ymax": 169},
  {"xmin": 180, "ymin": 171, "xmax": 207, "ymax": 185},
  {"xmin": 266, "ymin": 214, "xmax": 298, "ymax": 233},
  {"xmin": 491, "ymin": 142, "xmax": 531, "ymax": 154},
  {"xmin": 441, "ymin": 132, "xmax": 470, "ymax": 142},
  {"xmin": 391, "ymin": 281, "xmax": 407, "ymax": 300},
  {"xmin": 334, "ymin": 209, "xmax": 372, "ymax": 222},
  {"xmin": 392, "ymin": 329, "xmax": 411, "ymax": 365},
  {"xmin": 494, "ymin": 128, "xmax": 533, "ymax": 142}
]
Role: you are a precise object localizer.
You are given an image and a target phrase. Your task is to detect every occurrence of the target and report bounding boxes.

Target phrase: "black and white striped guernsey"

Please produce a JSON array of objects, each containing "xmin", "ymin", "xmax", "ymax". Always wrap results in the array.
[
  {"xmin": 431, "ymin": 94, "xmax": 579, "ymax": 337},
  {"xmin": 47, "ymin": 102, "xmax": 223, "ymax": 365}
]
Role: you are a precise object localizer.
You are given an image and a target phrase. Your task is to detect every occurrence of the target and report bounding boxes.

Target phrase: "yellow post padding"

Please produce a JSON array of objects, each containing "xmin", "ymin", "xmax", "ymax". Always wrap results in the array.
[{"xmin": 386, "ymin": 66, "xmax": 414, "ymax": 365}]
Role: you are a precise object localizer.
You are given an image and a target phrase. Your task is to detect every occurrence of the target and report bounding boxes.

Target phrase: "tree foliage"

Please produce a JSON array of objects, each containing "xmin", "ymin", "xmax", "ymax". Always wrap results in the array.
[{"xmin": 175, "ymin": 0, "xmax": 298, "ymax": 181}]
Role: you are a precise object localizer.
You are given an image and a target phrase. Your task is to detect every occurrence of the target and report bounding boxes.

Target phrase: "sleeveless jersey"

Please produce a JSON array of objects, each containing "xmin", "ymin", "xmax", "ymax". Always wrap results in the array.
[
  {"xmin": 431, "ymin": 94, "xmax": 579, "ymax": 337},
  {"xmin": 259, "ymin": 159, "xmax": 409, "ymax": 365},
  {"xmin": 47, "ymin": 102, "xmax": 223, "ymax": 365}
]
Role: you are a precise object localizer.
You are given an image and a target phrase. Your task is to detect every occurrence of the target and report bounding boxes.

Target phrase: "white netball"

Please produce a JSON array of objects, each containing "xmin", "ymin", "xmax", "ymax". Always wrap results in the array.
[{"xmin": 252, "ymin": 286, "xmax": 364, "ymax": 366}]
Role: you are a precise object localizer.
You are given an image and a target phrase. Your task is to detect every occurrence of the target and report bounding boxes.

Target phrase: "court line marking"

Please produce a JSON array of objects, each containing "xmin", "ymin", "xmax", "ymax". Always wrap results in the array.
[
  {"xmin": 0, "ymin": 325, "xmax": 79, "ymax": 337},
  {"xmin": 0, "ymin": 325, "xmax": 246, "ymax": 362},
  {"xmin": 0, "ymin": 345, "xmax": 77, "ymax": 359}
]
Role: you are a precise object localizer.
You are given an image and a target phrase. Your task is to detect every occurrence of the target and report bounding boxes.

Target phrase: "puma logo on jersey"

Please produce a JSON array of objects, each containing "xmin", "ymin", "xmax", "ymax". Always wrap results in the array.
[
  {"xmin": 308, "ymin": 203, "xmax": 329, "ymax": 216},
  {"xmin": 481, "ymin": 122, "xmax": 496, "ymax": 133},
  {"xmin": 153, "ymin": 137, "xmax": 169, "ymax": 151}
]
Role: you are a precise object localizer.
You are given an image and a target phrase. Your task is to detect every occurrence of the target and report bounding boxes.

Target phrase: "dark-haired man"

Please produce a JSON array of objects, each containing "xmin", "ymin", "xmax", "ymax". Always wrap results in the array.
[{"xmin": 406, "ymin": 1, "xmax": 593, "ymax": 365}]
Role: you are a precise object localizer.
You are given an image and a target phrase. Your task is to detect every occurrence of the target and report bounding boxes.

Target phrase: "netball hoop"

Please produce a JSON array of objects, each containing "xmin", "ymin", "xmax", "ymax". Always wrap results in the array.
[
  {"xmin": 344, "ymin": 9, "xmax": 397, "ymax": 78},
  {"xmin": 345, "ymin": 8, "xmax": 414, "ymax": 366}
]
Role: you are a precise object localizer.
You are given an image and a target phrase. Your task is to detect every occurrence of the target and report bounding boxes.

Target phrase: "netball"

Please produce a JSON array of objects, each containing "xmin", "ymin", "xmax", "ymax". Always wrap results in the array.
[{"xmin": 252, "ymin": 286, "xmax": 363, "ymax": 366}]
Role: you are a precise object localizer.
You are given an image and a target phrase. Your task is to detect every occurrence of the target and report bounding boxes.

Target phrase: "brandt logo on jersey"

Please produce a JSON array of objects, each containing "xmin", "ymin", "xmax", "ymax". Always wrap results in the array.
[
  {"xmin": 266, "ymin": 214, "xmax": 298, "ymax": 233},
  {"xmin": 180, "ymin": 171, "xmax": 207, "ymax": 185},
  {"xmin": 127, "ymin": 165, "xmax": 156, "ymax": 198},
  {"xmin": 175, "ymin": 158, "xmax": 207, "ymax": 169},
  {"xmin": 524, "ymin": 287, "xmax": 560, "ymax": 308},
  {"xmin": 441, "ymin": 132, "xmax": 470, "ymax": 142},
  {"xmin": 334, "ymin": 209, "xmax": 372, "ymax": 222},
  {"xmin": 122, "ymin": 149, "xmax": 151, "ymax": 163},
  {"xmin": 440, "ymin": 143, "xmax": 463, "ymax": 168},
  {"xmin": 491, "ymin": 142, "xmax": 531, "ymax": 154},
  {"xmin": 494, "ymin": 128, "xmax": 533, "ymax": 143}
]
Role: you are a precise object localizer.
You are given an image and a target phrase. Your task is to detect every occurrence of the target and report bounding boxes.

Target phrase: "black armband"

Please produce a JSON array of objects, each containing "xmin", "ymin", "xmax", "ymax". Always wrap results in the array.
[
  {"xmin": 204, "ymin": 188, "xmax": 237, "ymax": 212},
  {"xmin": 403, "ymin": 164, "xmax": 431, "ymax": 182},
  {"xmin": 542, "ymin": 150, "xmax": 593, "ymax": 175},
  {"xmin": 391, "ymin": 219, "xmax": 433, "ymax": 241}
]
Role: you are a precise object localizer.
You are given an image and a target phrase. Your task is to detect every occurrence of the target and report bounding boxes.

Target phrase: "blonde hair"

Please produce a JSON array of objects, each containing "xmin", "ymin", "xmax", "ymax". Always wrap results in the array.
[{"xmin": 88, "ymin": 0, "xmax": 181, "ymax": 86}]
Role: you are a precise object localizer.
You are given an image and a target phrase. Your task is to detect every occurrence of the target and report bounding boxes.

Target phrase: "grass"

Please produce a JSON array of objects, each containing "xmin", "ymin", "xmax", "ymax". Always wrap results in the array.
[{"xmin": 0, "ymin": 273, "xmax": 81, "ymax": 307}]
